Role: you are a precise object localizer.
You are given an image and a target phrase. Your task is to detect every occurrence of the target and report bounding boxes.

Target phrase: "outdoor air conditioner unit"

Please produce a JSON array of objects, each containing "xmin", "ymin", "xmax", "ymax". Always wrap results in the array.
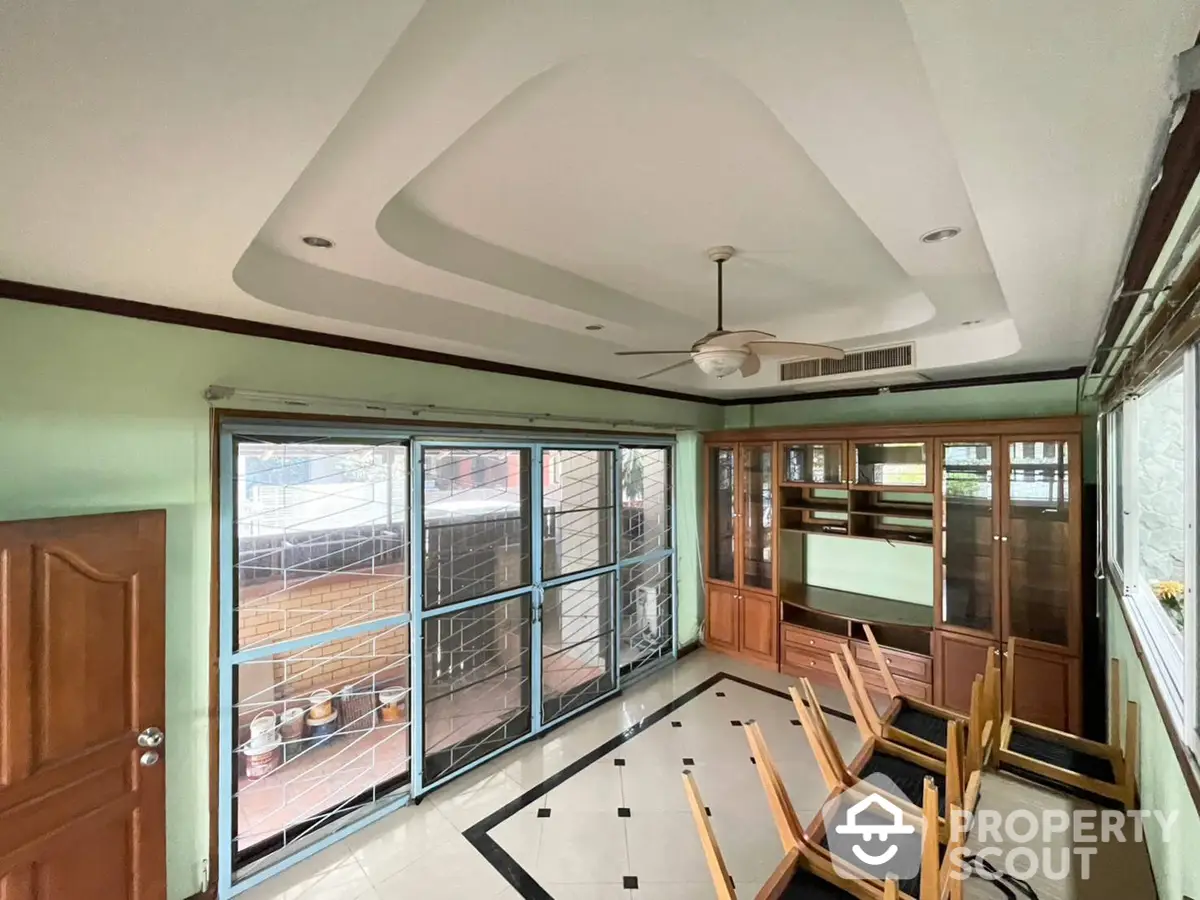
[{"xmin": 778, "ymin": 341, "xmax": 927, "ymax": 391}]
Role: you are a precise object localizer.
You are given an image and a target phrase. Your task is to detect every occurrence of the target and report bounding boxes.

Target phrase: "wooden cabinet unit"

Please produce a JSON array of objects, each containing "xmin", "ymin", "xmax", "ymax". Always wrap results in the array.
[
  {"xmin": 704, "ymin": 443, "xmax": 779, "ymax": 667},
  {"xmin": 703, "ymin": 417, "xmax": 1085, "ymax": 734}
]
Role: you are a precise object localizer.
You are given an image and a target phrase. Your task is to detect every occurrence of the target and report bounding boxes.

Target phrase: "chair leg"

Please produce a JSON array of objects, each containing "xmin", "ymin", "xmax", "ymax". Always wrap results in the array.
[{"xmin": 682, "ymin": 771, "xmax": 737, "ymax": 900}]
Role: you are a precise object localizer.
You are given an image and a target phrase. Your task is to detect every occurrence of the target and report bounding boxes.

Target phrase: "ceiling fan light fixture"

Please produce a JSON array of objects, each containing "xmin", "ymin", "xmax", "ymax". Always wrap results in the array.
[{"xmin": 692, "ymin": 346, "xmax": 748, "ymax": 378}]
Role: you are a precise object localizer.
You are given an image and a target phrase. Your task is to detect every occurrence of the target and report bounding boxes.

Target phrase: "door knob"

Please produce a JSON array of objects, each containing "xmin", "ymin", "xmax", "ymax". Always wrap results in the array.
[
  {"xmin": 140, "ymin": 750, "xmax": 161, "ymax": 767},
  {"xmin": 138, "ymin": 727, "xmax": 165, "ymax": 748}
]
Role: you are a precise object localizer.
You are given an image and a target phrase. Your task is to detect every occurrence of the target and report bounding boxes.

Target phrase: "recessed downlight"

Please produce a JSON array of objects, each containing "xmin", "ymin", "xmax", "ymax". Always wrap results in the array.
[
  {"xmin": 920, "ymin": 226, "xmax": 961, "ymax": 244},
  {"xmin": 585, "ymin": 324, "xmax": 604, "ymax": 331},
  {"xmin": 302, "ymin": 235, "xmax": 334, "ymax": 249}
]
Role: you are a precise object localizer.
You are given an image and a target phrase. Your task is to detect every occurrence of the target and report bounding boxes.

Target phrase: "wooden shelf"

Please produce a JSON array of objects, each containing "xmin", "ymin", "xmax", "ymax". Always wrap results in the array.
[
  {"xmin": 781, "ymin": 584, "xmax": 933, "ymax": 630},
  {"xmin": 781, "ymin": 501, "xmax": 847, "ymax": 514},
  {"xmin": 849, "ymin": 503, "xmax": 932, "ymax": 518},
  {"xmin": 781, "ymin": 523, "xmax": 848, "ymax": 536}
]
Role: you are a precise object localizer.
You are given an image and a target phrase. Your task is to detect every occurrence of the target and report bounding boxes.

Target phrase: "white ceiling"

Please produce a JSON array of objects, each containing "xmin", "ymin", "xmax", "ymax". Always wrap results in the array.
[{"xmin": 1, "ymin": 0, "xmax": 1196, "ymax": 397}]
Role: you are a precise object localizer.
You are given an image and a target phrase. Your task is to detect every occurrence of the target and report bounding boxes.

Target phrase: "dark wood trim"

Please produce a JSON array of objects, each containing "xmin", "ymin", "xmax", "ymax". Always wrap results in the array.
[
  {"xmin": 1105, "ymin": 563, "xmax": 1200, "ymax": 816},
  {"xmin": 741, "ymin": 366, "xmax": 1086, "ymax": 405},
  {"xmin": 0, "ymin": 279, "xmax": 709, "ymax": 404},
  {"xmin": 703, "ymin": 415, "xmax": 1085, "ymax": 444},
  {"xmin": 3, "ymin": 277, "xmax": 1088, "ymax": 408}
]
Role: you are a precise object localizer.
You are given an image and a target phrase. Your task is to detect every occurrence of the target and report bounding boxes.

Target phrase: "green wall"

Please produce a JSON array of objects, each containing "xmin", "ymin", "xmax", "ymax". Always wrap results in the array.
[
  {"xmin": 0, "ymin": 297, "xmax": 719, "ymax": 899},
  {"xmin": 1107, "ymin": 587, "xmax": 1200, "ymax": 900},
  {"xmin": 801, "ymin": 534, "xmax": 934, "ymax": 604}
]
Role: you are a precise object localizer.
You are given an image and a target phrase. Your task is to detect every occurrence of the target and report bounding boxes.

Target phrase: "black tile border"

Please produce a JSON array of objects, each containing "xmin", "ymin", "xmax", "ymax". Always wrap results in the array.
[{"xmin": 462, "ymin": 671, "xmax": 855, "ymax": 899}]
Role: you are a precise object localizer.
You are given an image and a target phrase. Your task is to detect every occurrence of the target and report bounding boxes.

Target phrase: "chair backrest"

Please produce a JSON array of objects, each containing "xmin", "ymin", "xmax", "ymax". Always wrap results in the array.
[
  {"xmin": 683, "ymin": 770, "xmax": 737, "ymax": 900},
  {"xmin": 862, "ymin": 623, "xmax": 902, "ymax": 699},
  {"xmin": 744, "ymin": 721, "xmax": 804, "ymax": 852}
]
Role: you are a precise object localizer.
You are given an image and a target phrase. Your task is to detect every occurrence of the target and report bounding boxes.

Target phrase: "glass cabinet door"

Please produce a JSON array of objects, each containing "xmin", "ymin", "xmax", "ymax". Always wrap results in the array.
[
  {"xmin": 940, "ymin": 441, "xmax": 999, "ymax": 633},
  {"xmin": 781, "ymin": 441, "xmax": 845, "ymax": 485},
  {"xmin": 741, "ymin": 444, "xmax": 774, "ymax": 592},
  {"xmin": 707, "ymin": 445, "xmax": 737, "ymax": 583},
  {"xmin": 853, "ymin": 441, "xmax": 929, "ymax": 489},
  {"xmin": 1003, "ymin": 438, "xmax": 1073, "ymax": 647}
]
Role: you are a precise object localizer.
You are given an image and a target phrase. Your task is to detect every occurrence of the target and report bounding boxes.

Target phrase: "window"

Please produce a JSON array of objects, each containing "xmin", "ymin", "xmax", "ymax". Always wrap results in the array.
[{"xmin": 1105, "ymin": 355, "xmax": 1199, "ymax": 758}]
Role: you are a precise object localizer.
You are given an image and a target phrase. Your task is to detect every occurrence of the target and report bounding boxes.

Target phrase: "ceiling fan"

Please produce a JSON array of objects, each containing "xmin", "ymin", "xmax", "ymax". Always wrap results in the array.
[{"xmin": 615, "ymin": 246, "xmax": 845, "ymax": 380}]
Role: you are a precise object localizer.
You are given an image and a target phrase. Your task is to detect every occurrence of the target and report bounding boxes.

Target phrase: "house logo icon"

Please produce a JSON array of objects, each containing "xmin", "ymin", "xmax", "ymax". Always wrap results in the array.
[
  {"xmin": 834, "ymin": 794, "xmax": 914, "ymax": 865},
  {"xmin": 822, "ymin": 773, "xmax": 924, "ymax": 882}
]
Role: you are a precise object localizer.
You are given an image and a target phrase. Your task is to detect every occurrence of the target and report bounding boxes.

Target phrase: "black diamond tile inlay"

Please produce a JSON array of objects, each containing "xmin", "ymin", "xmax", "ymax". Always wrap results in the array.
[
  {"xmin": 682, "ymin": 757, "xmax": 695, "ymax": 766},
  {"xmin": 624, "ymin": 876, "xmax": 639, "ymax": 889},
  {"xmin": 791, "ymin": 719, "xmax": 802, "ymax": 726},
  {"xmin": 614, "ymin": 758, "xmax": 626, "ymax": 766},
  {"xmin": 730, "ymin": 720, "xmax": 742, "ymax": 727},
  {"xmin": 618, "ymin": 807, "xmax": 631, "ymax": 818},
  {"xmin": 715, "ymin": 691, "xmax": 726, "ymax": 697},
  {"xmin": 671, "ymin": 721, "xmax": 682, "ymax": 728},
  {"xmin": 705, "ymin": 806, "xmax": 712, "ymax": 817},
  {"xmin": 537, "ymin": 808, "xmax": 551, "ymax": 818},
  {"xmin": 750, "ymin": 757, "xmax": 757, "ymax": 765}
]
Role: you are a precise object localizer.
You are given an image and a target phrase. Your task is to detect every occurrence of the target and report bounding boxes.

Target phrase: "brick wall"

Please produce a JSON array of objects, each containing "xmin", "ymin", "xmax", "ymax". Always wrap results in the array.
[{"xmin": 236, "ymin": 565, "xmax": 410, "ymax": 725}]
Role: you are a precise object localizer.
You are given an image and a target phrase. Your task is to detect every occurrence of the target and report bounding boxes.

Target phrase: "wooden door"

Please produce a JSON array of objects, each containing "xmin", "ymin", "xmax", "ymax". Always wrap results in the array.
[
  {"xmin": 934, "ymin": 438, "xmax": 1002, "ymax": 641},
  {"xmin": 739, "ymin": 590, "xmax": 778, "ymax": 664},
  {"xmin": 933, "ymin": 630, "xmax": 999, "ymax": 715},
  {"xmin": 999, "ymin": 436, "xmax": 1082, "ymax": 732},
  {"xmin": 738, "ymin": 443, "xmax": 776, "ymax": 595},
  {"xmin": 1007, "ymin": 643, "xmax": 1082, "ymax": 734},
  {"xmin": 705, "ymin": 582, "xmax": 739, "ymax": 652},
  {"xmin": 705, "ymin": 445, "xmax": 738, "ymax": 585},
  {"xmin": 0, "ymin": 511, "xmax": 167, "ymax": 900}
]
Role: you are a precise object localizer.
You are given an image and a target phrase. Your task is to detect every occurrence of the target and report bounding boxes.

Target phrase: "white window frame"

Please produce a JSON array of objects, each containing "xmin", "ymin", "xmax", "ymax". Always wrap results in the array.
[{"xmin": 1114, "ymin": 349, "xmax": 1200, "ymax": 760}]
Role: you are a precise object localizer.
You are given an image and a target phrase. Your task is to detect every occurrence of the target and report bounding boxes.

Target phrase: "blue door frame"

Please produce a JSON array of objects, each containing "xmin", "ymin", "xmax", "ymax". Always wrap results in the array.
[{"xmin": 216, "ymin": 424, "xmax": 677, "ymax": 897}]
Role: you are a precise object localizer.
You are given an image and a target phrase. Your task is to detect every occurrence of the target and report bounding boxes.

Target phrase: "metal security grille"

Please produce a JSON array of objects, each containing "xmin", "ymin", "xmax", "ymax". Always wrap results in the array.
[
  {"xmin": 227, "ymin": 436, "xmax": 413, "ymax": 871},
  {"xmin": 780, "ymin": 342, "xmax": 914, "ymax": 381}
]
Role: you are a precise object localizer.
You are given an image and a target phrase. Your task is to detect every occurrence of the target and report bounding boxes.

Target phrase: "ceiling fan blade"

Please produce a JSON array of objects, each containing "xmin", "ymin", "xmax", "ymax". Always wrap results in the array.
[
  {"xmin": 614, "ymin": 350, "xmax": 693, "ymax": 357},
  {"xmin": 739, "ymin": 352, "xmax": 762, "ymax": 377},
  {"xmin": 746, "ymin": 341, "xmax": 845, "ymax": 360},
  {"xmin": 703, "ymin": 330, "xmax": 776, "ymax": 349},
  {"xmin": 637, "ymin": 358, "xmax": 695, "ymax": 380}
]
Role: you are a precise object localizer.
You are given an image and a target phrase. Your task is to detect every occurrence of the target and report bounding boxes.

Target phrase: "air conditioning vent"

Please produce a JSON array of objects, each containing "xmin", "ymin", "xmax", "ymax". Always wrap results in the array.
[{"xmin": 780, "ymin": 343, "xmax": 914, "ymax": 381}]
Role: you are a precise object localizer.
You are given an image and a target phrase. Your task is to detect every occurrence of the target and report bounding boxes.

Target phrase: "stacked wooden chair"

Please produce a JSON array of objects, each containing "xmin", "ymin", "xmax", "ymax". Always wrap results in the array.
[
  {"xmin": 997, "ymin": 638, "xmax": 1139, "ymax": 809},
  {"xmin": 834, "ymin": 633, "xmax": 999, "ymax": 775},
  {"xmin": 791, "ymin": 676, "xmax": 982, "ymax": 839},
  {"xmin": 682, "ymin": 719, "xmax": 967, "ymax": 899},
  {"xmin": 850, "ymin": 626, "xmax": 1000, "ymax": 770}
]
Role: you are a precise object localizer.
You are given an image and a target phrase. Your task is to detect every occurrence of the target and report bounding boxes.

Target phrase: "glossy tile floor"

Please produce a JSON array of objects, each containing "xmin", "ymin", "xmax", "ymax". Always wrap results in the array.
[
  {"xmin": 236, "ymin": 650, "xmax": 861, "ymax": 900},
  {"xmin": 235, "ymin": 649, "xmax": 1157, "ymax": 900}
]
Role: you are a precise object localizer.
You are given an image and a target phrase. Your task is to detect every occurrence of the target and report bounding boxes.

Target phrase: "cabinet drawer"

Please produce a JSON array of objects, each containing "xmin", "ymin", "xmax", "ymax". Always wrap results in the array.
[
  {"xmin": 858, "ymin": 665, "xmax": 932, "ymax": 701},
  {"xmin": 781, "ymin": 645, "xmax": 838, "ymax": 678},
  {"xmin": 851, "ymin": 640, "xmax": 932, "ymax": 682},
  {"xmin": 782, "ymin": 624, "xmax": 847, "ymax": 657}
]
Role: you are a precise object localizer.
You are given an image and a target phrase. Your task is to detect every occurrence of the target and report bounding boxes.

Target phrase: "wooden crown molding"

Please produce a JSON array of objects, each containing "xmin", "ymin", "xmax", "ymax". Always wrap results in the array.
[{"xmin": 4, "ymin": 277, "xmax": 1083, "ymax": 408}]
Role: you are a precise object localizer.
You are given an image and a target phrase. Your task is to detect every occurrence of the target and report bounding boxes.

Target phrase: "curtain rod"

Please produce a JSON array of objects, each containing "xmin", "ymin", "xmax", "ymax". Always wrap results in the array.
[{"xmin": 204, "ymin": 385, "xmax": 693, "ymax": 433}]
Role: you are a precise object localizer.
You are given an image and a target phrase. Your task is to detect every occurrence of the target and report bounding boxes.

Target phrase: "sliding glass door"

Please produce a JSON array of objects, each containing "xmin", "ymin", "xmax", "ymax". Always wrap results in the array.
[
  {"xmin": 617, "ymin": 447, "xmax": 675, "ymax": 677},
  {"xmin": 540, "ymin": 449, "xmax": 618, "ymax": 725},
  {"xmin": 219, "ymin": 424, "xmax": 675, "ymax": 895},
  {"xmin": 418, "ymin": 446, "xmax": 534, "ymax": 785}
]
